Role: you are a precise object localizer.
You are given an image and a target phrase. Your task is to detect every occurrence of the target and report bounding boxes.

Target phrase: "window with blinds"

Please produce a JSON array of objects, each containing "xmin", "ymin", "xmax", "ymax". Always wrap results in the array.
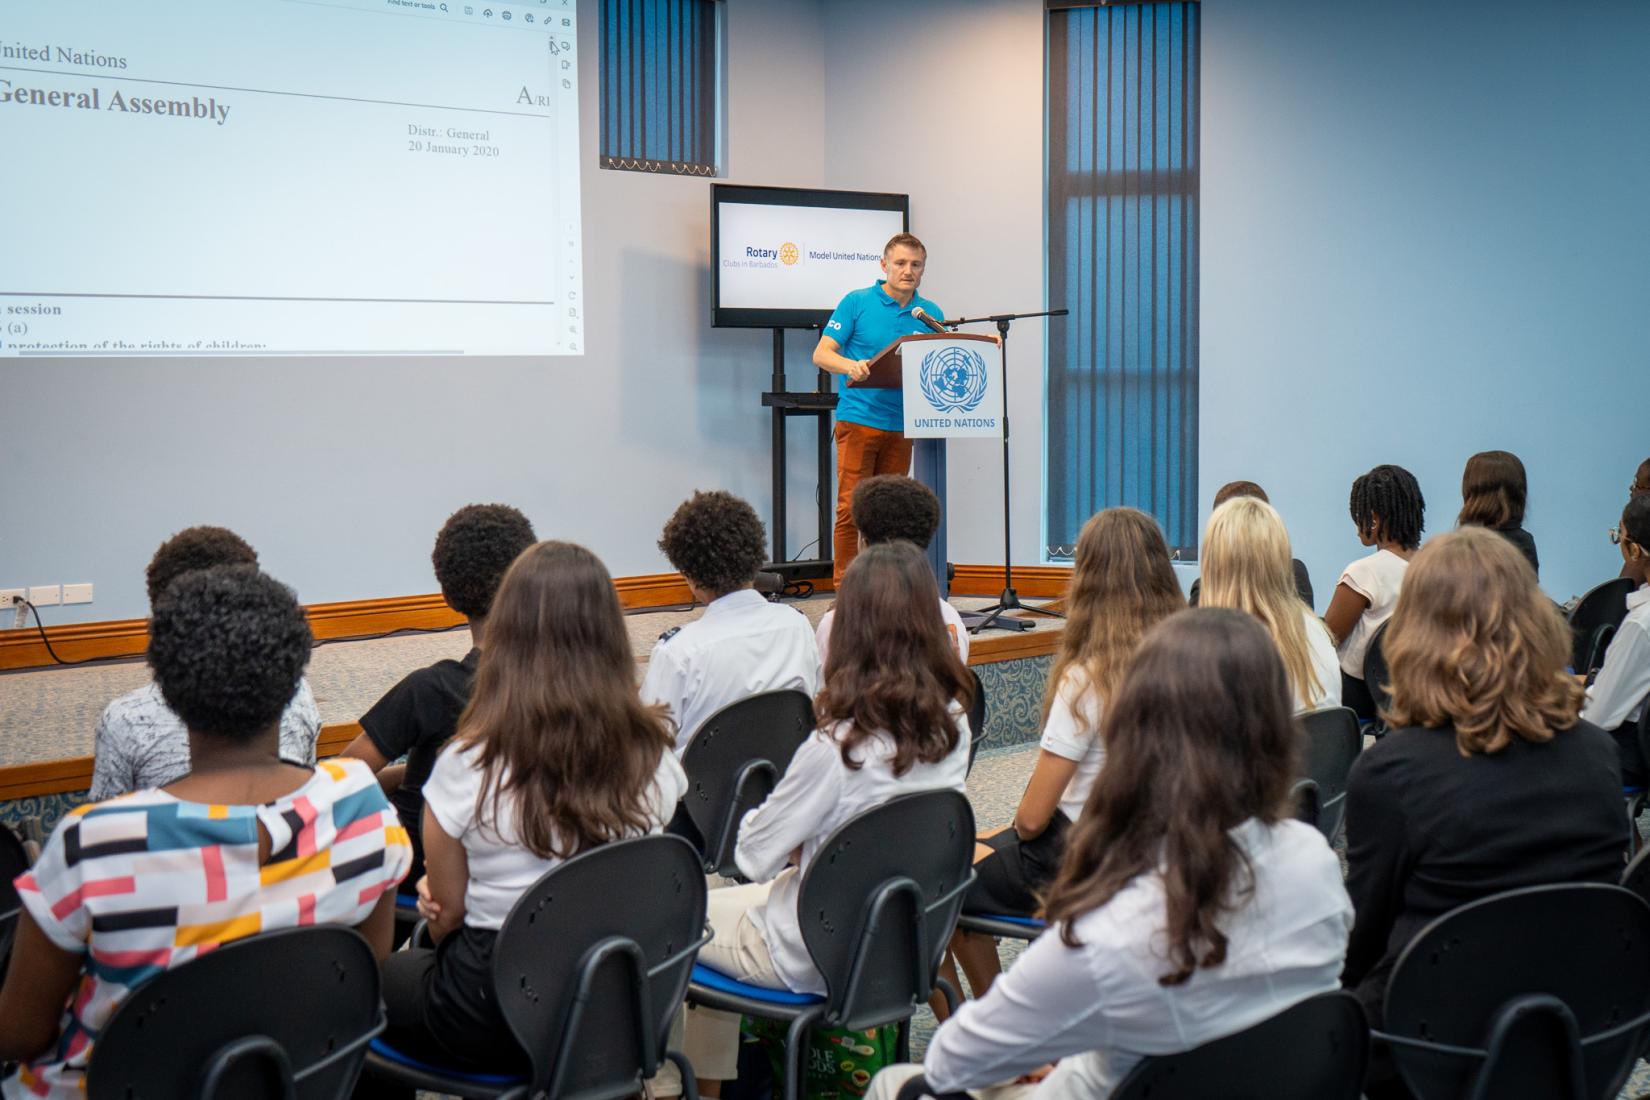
[
  {"xmin": 1045, "ymin": 1, "xmax": 1200, "ymax": 560},
  {"xmin": 599, "ymin": 0, "xmax": 719, "ymax": 175}
]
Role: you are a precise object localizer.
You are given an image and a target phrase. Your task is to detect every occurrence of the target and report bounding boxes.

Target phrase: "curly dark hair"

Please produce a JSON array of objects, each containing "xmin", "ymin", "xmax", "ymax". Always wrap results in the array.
[
  {"xmin": 657, "ymin": 490, "xmax": 767, "ymax": 597},
  {"xmin": 148, "ymin": 566, "xmax": 313, "ymax": 741},
  {"xmin": 433, "ymin": 504, "xmax": 538, "ymax": 620},
  {"xmin": 851, "ymin": 476, "xmax": 942, "ymax": 549},
  {"xmin": 1350, "ymin": 464, "xmax": 1426, "ymax": 551},
  {"xmin": 146, "ymin": 526, "xmax": 258, "ymax": 607}
]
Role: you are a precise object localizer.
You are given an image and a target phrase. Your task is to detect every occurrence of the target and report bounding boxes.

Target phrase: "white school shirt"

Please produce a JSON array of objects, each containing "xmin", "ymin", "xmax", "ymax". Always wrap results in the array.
[
  {"xmin": 423, "ymin": 739, "xmax": 689, "ymax": 929},
  {"xmin": 922, "ymin": 819, "xmax": 1353, "ymax": 1098},
  {"xmin": 733, "ymin": 710, "xmax": 971, "ymax": 995},
  {"xmin": 1336, "ymin": 548, "xmax": 1409, "ymax": 678},
  {"xmin": 639, "ymin": 589, "xmax": 822, "ymax": 755},
  {"xmin": 815, "ymin": 600, "xmax": 971, "ymax": 666},
  {"xmin": 1301, "ymin": 610, "xmax": 1343, "ymax": 711},
  {"xmin": 1038, "ymin": 666, "xmax": 1105, "ymax": 824},
  {"xmin": 1582, "ymin": 584, "xmax": 1650, "ymax": 732}
]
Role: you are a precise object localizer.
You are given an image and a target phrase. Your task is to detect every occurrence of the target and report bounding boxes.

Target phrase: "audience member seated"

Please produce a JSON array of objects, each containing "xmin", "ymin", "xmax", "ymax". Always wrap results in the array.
[
  {"xmin": 340, "ymin": 503, "xmax": 536, "ymax": 887},
  {"xmin": 1200, "ymin": 496, "xmax": 1340, "ymax": 710},
  {"xmin": 816, "ymin": 475, "xmax": 969, "ymax": 663},
  {"xmin": 89, "ymin": 526, "xmax": 320, "ymax": 799},
  {"xmin": 1456, "ymin": 449, "xmax": 1539, "ymax": 576},
  {"xmin": 0, "ymin": 566, "xmax": 409, "ymax": 1099},
  {"xmin": 949, "ymin": 508, "xmax": 1183, "ymax": 998},
  {"xmin": 373, "ymin": 541, "xmax": 686, "ymax": 1085},
  {"xmin": 1341, "ymin": 528, "xmax": 1623, "ymax": 1100},
  {"xmin": 1624, "ymin": 457, "xmax": 1650, "ymax": 579},
  {"xmin": 866, "ymin": 609, "xmax": 1353, "ymax": 1100},
  {"xmin": 684, "ymin": 541, "xmax": 973, "ymax": 1097},
  {"xmin": 1187, "ymin": 480, "xmax": 1314, "ymax": 608},
  {"xmin": 1582, "ymin": 493, "xmax": 1650, "ymax": 785},
  {"xmin": 1324, "ymin": 464, "xmax": 1425, "ymax": 720},
  {"xmin": 642, "ymin": 490, "xmax": 821, "ymax": 755}
]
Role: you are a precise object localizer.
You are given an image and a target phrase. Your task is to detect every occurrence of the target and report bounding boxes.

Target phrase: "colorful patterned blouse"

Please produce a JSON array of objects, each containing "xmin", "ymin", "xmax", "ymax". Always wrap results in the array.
[{"xmin": 4, "ymin": 758, "xmax": 411, "ymax": 1099}]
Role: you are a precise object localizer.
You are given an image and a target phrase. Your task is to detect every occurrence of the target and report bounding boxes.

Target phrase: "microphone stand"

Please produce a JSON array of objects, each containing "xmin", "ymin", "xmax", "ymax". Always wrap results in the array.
[{"xmin": 942, "ymin": 307, "xmax": 1070, "ymax": 633}]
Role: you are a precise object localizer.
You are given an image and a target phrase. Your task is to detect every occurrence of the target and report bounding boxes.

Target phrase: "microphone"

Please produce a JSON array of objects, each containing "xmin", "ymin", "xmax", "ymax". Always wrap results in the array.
[{"xmin": 911, "ymin": 307, "xmax": 948, "ymax": 334}]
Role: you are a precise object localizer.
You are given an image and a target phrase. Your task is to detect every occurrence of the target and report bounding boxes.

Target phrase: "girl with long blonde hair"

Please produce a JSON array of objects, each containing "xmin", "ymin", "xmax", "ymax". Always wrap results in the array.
[
  {"xmin": 948, "ymin": 508, "xmax": 1184, "ymax": 997},
  {"xmin": 1200, "ymin": 496, "xmax": 1340, "ymax": 710}
]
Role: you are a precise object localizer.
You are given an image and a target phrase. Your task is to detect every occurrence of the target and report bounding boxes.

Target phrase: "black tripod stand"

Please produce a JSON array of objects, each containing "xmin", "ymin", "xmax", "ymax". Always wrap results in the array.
[{"xmin": 944, "ymin": 308, "xmax": 1069, "ymax": 634}]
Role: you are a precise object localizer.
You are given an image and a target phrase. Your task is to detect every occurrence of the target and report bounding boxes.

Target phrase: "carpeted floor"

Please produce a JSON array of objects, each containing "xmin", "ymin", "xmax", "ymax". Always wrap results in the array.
[{"xmin": 0, "ymin": 593, "xmax": 1050, "ymax": 767}]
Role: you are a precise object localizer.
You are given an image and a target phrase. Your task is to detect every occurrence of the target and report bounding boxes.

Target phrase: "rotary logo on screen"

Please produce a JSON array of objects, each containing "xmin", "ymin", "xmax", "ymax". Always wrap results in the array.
[
  {"xmin": 919, "ymin": 346, "xmax": 988, "ymax": 414},
  {"xmin": 779, "ymin": 242, "xmax": 800, "ymax": 265}
]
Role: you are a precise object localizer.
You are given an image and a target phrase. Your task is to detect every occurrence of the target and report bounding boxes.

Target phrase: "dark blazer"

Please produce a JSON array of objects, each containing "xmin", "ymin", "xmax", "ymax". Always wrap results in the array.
[
  {"xmin": 1342, "ymin": 719, "xmax": 1623, "ymax": 1018},
  {"xmin": 1494, "ymin": 524, "xmax": 1541, "ymax": 577},
  {"xmin": 1188, "ymin": 558, "xmax": 1314, "ymax": 610}
]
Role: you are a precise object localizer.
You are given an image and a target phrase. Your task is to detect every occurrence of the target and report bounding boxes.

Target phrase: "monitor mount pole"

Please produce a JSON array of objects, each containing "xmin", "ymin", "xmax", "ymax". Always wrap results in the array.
[{"xmin": 942, "ymin": 308, "xmax": 1069, "ymax": 633}]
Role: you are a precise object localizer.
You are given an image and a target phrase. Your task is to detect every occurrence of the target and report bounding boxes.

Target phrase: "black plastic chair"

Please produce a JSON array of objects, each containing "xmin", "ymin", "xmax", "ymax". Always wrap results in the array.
[
  {"xmin": 363, "ymin": 834, "xmax": 709, "ymax": 1100},
  {"xmin": 87, "ymin": 925, "xmax": 383, "ymax": 1100},
  {"xmin": 1374, "ymin": 882, "xmax": 1650, "ymax": 1100},
  {"xmin": 893, "ymin": 988, "xmax": 1367, "ymax": 1100},
  {"xmin": 964, "ymin": 668, "xmax": 988, "ymax": 774},
  {"xmin": 1622, "ymin": 844, "xmax": 1650, "ymax": 909},
  {"xmin": 1292, "ymin": 777, "xmax": 1322, "ymax": 831},
  {"xmin": 1626, "ymin": 703, "xmax": 1650, "ymax": 854},
  {"xmin": 686, "ymin": 790, "xmax": 975, "ymax": 1100},
  {"xmin": 1362, "ymin": 620, "xmax": 1393, "ymax": 732},
  {"xmin": 1298, "ymin": 706, "xmax": 1362, "ymax": 843},
  {"xmin": 679, "ymin": 690, "xmax": 815, "ymax": 877},
  {"xmin": 0, "ymin": 821, "xmax": 29, "ymax": 966},
  {"xmin": 1571, "ymin": 578, "xmax": 1635, "ymax": 676}
]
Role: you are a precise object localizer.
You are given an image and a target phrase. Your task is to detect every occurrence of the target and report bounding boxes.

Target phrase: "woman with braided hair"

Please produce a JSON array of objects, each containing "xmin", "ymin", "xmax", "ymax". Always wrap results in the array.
[{"xmin": 1324, "ymin": 464, "xmax": 1426, "ymax": 720}]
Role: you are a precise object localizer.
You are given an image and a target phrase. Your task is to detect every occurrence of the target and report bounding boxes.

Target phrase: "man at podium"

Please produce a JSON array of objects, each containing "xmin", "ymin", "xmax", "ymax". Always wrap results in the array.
[{"xmin": 811, "ymin": 232, "xmax": 945, "ymax": 585}]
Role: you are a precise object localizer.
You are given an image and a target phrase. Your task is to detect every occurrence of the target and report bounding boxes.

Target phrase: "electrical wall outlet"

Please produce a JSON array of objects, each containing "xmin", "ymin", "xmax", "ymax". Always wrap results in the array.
[
  {"xmin": 62, "ymin": 583, "xmax": 94, "ymax": 605},
  {"xmin": 0, "ymin": 588, "xmax": 24, "ymax": 628},
  {"xmin": 27, "ymin": 585, "xmax": 62, "ymax": 607}
]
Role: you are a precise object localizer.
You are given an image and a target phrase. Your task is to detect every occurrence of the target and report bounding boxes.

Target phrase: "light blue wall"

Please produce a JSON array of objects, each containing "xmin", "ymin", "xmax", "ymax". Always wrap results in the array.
[
  {"xmin": 0, "ymin": 0, "xmax": 832, "ymax": 625},
  {"xmin": 7, "ymin": 0, "xmax": 1648, "ymax": 627},
  {"xmin": 1201, "ymin": 0, "xmax": 1650, "ymax": 606}
]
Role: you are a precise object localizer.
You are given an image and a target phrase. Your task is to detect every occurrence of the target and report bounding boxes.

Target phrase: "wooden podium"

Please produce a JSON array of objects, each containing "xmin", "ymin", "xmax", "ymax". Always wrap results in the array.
[{"xmin": 848, "ymin": 333, "xmax": 1002, "ymax": 597}]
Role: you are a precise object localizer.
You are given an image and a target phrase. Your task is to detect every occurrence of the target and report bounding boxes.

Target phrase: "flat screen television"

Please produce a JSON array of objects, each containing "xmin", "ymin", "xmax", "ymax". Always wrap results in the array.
[{"xmin": 711, "ymin": 184, "xmax": 910, "ymax": 328}]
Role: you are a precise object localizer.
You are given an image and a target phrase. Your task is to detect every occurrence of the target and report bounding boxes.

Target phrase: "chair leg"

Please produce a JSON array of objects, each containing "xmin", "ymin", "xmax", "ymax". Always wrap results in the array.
[
  {"xmin": 783, "ymin": 1015, "xmax": 813, "ymax": 1100},
  {"xmin": 895, "ymin": 1017, "xmax": 910, "ymax": 1065},
  {"xmin": 666, "ymin": 1049, "xmax": 700, "ymax": 1100}
]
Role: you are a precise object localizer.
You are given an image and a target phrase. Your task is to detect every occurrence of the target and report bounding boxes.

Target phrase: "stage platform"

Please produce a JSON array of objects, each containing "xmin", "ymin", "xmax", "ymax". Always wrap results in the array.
[{"xmin": 0, "ymin": 594, "xmax": 1061, "ymax": 834}]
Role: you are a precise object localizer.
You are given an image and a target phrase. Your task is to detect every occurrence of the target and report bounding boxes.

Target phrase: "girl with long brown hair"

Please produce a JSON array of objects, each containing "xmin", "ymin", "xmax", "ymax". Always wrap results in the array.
[
  {"xmin": 685, "ymin": 541, "xmax": 972, "ymax": 1095},
  {"xmin": 1456, "ymin": 449, "xmax": 1539, "ymax": 575},
  {"xmin": 865, "ymin": 610, "xmax": 1352, "ymax": 1100},
  {"xmin": 374, "ymin": 541, "xmax": 686, "ymax": 1078},
  {"xmin": 1200, "ymin": 496, "xmax": 1339, "ymax": 710},
  {"xmin": 949, "ymin": 509, "xmax": 1183, "ymax": 996},
  {"xmin": 1342, "ymin": 527, "xmax": 1622, "ymax": 1099}
]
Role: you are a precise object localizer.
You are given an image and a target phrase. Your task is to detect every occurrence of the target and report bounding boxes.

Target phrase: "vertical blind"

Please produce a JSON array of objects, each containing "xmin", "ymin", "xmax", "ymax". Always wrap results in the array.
[
  {"xmin": 599, "ymin": 0, "xmax": 718, "ymax": 175},
  {"xmin": 1046, "ymin": 2, "xmax": 1200, "ymax": 559}
]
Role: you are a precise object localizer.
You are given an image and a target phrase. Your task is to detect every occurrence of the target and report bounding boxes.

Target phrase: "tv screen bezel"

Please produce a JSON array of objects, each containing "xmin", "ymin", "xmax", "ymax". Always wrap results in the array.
[{"xmin": 710, "ymin": 183, "xmax": 910, "ymax": 329}]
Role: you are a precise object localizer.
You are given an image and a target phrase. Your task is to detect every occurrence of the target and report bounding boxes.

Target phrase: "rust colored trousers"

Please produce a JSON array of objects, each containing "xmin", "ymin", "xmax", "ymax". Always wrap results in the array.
[{"xmin": 832, "ymin": 420, "xmax": 914, "ymax": 585}]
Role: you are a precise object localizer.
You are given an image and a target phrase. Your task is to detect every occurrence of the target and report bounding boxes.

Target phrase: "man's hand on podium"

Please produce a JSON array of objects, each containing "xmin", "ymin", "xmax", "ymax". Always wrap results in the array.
[{"xmin": 847, "ymin": 359, "xmax": 871, "ymax": 381}]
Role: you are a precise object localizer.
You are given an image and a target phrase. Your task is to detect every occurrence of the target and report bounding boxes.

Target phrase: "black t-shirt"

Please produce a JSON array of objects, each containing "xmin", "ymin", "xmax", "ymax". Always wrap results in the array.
[
  {"xmin": 359, "ymin": 648, "xmax": 479, "ymax": 858},
  {"xmin": 1494, "ymin": 524, "xmax": 1541, "ymax": 577},
  {"xmin": 1188, "ymin": 557, "xmax": 1315, "ymax": 610}
]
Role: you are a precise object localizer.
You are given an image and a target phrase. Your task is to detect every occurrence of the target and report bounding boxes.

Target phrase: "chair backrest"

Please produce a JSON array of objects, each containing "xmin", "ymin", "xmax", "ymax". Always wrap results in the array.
[
  {"xmin": 1297, "ymin": 707, "xmax": 1362, "ymax": 842},
  {"xmin": 1362, "ymin": 620, "xmax": 1392, "ymax": 718},
  {"xmin": 88, "ymin": 925, "xmax": 382, "ymax": 1100},
  {"xmin": 1382, "ymin": 883, "xmax": 1650, "ymax": 1100},
  {"xmin": 965, "ymin": 668, "xmax": 987, "ymax": 775},
  {"xmin": 1112, "ymin": 989, "xmax": 1368, "ymax": 1100},
  {"xmin": 1570, "ymin": 577, "xmax": 1635, "ymax": 674},
  {"xmin": 680, "ymin": 690, "xmax": 815, "ymax": 876},
  {"xmin": 490, "ymin": 834, "xmax": 708, "ymax": 1100},
  {"xmin": 0, "ymin": 821, "xmax": 29, "ymax": 963},
  {"xmin": 1291, "ymin": 778, "xmax": 1320, "ymax": 830},
  {"xmin": 796, "ymin": 789, "xmax": 975, "ymax": 1031}
]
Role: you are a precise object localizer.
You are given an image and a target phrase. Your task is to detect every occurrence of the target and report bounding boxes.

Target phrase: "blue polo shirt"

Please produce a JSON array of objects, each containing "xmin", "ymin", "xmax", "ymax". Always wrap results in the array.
[{"xmin": 825, "ymin": 280, "xmax": 944, "ymax": 432}]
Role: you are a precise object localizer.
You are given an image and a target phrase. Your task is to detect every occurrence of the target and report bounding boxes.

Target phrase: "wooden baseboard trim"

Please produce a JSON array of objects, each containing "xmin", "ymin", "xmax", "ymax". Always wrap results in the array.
[
  {"xmin": 949, "ymin": 564, "xmax": 1072, "ymax": 600},
  {"xmin": 0, "ymin": 572, "xmax": 711, "ymax": 672}
]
